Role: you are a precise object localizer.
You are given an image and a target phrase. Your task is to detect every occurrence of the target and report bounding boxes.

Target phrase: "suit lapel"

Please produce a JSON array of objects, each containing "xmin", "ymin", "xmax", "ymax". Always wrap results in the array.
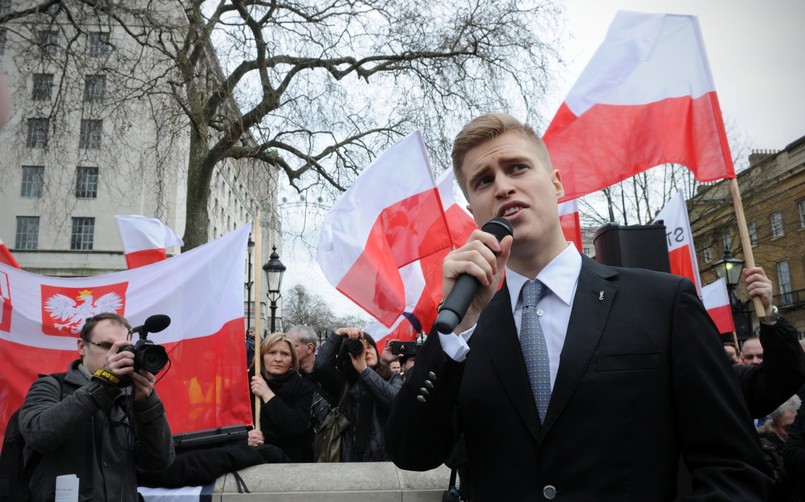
[
  {"xmin": 540, "ymin": 257, "xmax": 618, "ymax": 437},
  {"xmin": 477, "ymin": 283, "xmax": 542, "ymax": 441}
]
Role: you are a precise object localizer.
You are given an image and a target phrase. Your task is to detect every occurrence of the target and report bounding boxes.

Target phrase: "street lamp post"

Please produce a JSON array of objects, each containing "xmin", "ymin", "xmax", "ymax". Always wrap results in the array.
[
  {"xmin": 711, "ymin": 247, "xmax": 753, "ymax": 342},
  {"xmin": 245, "ymin": 236, "xmax": 255, "ymax": 332},
  {"xmin": 262, "ymin": 246, "xmax": 286, "ymax": 333}
]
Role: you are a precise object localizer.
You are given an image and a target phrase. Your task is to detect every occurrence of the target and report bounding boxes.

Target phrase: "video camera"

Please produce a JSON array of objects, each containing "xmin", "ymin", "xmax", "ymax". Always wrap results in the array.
[{"xmin": 121, "ymin": 314, "xmax": 171, "ymax": 375}]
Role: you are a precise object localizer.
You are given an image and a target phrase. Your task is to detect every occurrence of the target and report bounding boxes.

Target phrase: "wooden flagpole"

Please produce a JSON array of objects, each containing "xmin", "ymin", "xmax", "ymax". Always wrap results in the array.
[
  {"xmin": 252, "ymin": 220, "xmax": 263, "ymax": 430},
  {"xmin": 729, "ymin": 178, "xmax": 765, "ymax": 317}
]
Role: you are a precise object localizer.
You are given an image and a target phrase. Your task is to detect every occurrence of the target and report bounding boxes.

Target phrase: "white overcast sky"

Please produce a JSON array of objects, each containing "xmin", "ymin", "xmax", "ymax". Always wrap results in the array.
[{"xmin": 281, "ymin": 0, "xmax": 805, "ymax": 320}]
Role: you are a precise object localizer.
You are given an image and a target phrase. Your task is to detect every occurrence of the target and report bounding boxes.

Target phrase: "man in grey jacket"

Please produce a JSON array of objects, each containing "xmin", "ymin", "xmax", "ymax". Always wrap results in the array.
[{"xmin": 18, "ymin": 313, "xmax": 174, "ymax": 501}]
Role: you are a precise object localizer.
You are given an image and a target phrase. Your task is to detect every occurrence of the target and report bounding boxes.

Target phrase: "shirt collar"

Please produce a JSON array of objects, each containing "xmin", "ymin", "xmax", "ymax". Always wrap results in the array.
[{"xmin": 507, "ymin": 244, "xmax": 582, "ymax": 311}]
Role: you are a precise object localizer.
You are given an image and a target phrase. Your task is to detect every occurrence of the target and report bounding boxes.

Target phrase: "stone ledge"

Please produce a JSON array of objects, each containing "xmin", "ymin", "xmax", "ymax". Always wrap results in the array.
[{"xmin": 211, "ymin": 462, "xmax": 450, "ymax": 501}]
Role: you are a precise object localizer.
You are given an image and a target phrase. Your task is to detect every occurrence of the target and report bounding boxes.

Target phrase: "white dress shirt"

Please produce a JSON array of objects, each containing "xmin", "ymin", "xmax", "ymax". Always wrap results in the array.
[{"xmin": 439, "ymin": 244, "xmax": 581, "ymax": 390}]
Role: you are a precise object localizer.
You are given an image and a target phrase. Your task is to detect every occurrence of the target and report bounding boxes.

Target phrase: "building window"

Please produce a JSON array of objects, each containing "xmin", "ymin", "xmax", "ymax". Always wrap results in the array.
[
  {"xmin": 38, "ymin": 30, "xmax": 58, "ymax": 56},
  {"xmin": 0, "ymin": 29, "xmax": 7, "ymax": 56},
  {"xmin": 88, "ymin": 32, "xmax": 111, "ymax": 58},
  {"xmin": 21, "ymin": 166, "xmax": 44, "ymax": 198},
  {"xmin": 770, "ymin": 211, "xmax": 784, "ymax": 239},
  {"xmin": 15, "ymin": 216, "xmax": 39, "ymax": 250},
  {"xmin": 799, "ymin": 200, "xmax": 805, "ymax": 229},
  {"xmin": 702, "ymin": 246, "xmax": 712, "ymax": 264},
  {"xmin": 79, "ymin": 119, "xmax": 102, "ymax": 149},
  {"xmin": 75, "ymin": 166, "xmax": 99, "ymax": 198},
  {"xmin": 26, "ymin": 118, "xmax": 49, "ymax": 148},
  {"xmin": 84, "ymin": 75, "xmax": 106, "ymax": 102},
  {"xmin": 0, "ymin": 0, "xmax": 11, "ymax": 15},
  {"xmin": 777, "ymin": 260, "xmax": 792, "ymax": 305},
  {"xmin": 747, "ymin": 221, "xmax": 758, "ymax": 246},
  {"xmin": 70, "ymin": 217, "xmax": 95, "ymax": 250},
  {"xmin": 32, "ymin": 73, "xmax": 54, "ymax": 101}
]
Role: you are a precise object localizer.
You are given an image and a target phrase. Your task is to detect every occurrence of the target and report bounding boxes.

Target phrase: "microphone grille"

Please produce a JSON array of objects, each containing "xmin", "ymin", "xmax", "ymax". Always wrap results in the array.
[{"xmin": 481, "ymin": 217, "xmax": 514, "ymax": 242}]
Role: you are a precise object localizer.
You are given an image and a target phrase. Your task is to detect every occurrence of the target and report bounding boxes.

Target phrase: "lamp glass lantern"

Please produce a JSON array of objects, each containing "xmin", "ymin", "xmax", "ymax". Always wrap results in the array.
[
  {"xmin": 262, "ymin": 246, "xmax": 286, "ymax": 332},
  {"xmin": 712, "ymin": 247, "xmax": 745, "ymax": 288},
  {"xmin": 263, "ymin": 246, "xmax": 286, "ymax": 296}
]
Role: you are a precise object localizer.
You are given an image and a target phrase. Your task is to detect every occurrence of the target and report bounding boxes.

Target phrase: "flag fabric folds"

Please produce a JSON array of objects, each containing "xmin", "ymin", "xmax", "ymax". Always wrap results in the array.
[
  {"xmin": 702, "ymin": 278, "xmax": 736, "ymax": 334},
  {"xmin": 558, "ymin": 200, "xmax": 583, "ymax": 252},
  {"xmin": 0, "ymin": 226, "xmax": 252, "ymax": 440},
  {"xmin": 317, "ymin": 132, "xmax": 452, "ymax": 327},
  {"xmin": 0, "ymin": 238, "xmax": 20, "ymax": 269},
  {"xmin": 364, "ymin": 169, "xmax": 477, "ymax": 348},
  {"xmin": 544, "ymin": 10, "xmax": 736, "ymax": 201},
  {"xmin": 653, "ymin": 191, "xmax": 702, "ymax": 293},
  {"xmin": 115, "ymin": 215, "xmax": 184, "ymax": 269}
]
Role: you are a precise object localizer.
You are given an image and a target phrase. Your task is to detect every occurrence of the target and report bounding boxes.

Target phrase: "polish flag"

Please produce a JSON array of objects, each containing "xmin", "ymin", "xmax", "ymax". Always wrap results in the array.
[
  {"xmin": 364, "ymin": 170, "xmax": 477, "ymax": 348},
  {"xmin": 702, "ymin": 278, "xmax": 736, "ymax": 334},
  {"xmin": 653, "ymin": 191, "xmax": 701, "ymax": 293},
  {"xmin": 0, "ymin": 238, "xmax": 20, "ymax": 269},
  {"xmin": 317, "ymin": 132, "xmax": 452, "ymax": 327},
  {"xmin": 0, "ymin": 226, "xmax": 252, "ymax": 440},
  {"xmin": 544, "ymin": 11, "xmax": 735, "ymax": 201},
  {"xmin": 558, "ymin": 200, "xmax": 583, "ymax": 252},
  {"xmin": 115, "ymin": 215, "xmax": 184, "ymax": 269}
]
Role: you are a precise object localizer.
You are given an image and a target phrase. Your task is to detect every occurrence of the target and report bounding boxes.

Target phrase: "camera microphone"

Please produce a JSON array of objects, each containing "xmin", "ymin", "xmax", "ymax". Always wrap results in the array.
[
  {"xmin": 131, "ymin": 314, "xmax": 171, "ymax": 338},
  {"xmin": 433, "ymin": 217, "xmax": 513, "ymax": 334}
]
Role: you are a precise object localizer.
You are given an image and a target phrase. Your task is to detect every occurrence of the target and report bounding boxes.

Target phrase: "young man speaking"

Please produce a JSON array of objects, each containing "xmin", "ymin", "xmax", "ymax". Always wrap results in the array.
[{"xmin": 387, "ymin": 113, "xmax": 770, "ymax": 501}]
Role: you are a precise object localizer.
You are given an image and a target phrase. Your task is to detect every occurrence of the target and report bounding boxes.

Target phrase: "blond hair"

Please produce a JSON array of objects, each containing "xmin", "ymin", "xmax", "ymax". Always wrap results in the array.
[
  {"xmin": 451, "ymin": 112, "xmax": 552, "ymax": 196},
  {"xmin": 259, "ymin": 332, "xmax": 299, "ymax": 378}
]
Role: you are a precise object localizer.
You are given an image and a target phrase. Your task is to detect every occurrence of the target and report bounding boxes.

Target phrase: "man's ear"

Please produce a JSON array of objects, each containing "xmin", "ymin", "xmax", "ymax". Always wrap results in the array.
[
  {"xmin": 552, "ymin": 169, "xmax": 565, "ymax": 198},
  {"xmin": 77, "ymin": 338, "xmax": 86, "ymax": 357}
]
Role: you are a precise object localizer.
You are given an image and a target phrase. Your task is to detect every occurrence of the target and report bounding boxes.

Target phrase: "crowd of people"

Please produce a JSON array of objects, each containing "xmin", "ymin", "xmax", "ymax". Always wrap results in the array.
[{"xmin": 12, "ymin": 112, "xmax": 805, "ymax": 501}]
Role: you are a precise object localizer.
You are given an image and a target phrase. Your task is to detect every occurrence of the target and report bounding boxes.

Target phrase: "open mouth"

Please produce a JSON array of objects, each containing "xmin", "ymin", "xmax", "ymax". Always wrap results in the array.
[{"xmin": 499, "ymin": 203, "xmax": 527, "ymax": 217}]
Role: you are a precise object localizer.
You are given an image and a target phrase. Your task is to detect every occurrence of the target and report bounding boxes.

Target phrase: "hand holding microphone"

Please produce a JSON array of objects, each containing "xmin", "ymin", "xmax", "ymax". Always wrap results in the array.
[{"xmin": 435, "ymin": 217, "xmax": 513, "ymax": 333}]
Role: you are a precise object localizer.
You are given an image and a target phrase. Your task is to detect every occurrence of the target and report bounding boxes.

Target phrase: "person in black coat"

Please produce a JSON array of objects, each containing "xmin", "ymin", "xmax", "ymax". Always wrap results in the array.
[
  {"xmin": 249, "ymin": 332, "xmax": 313, "ymax": 462},
  {"xmin": 315, "ymin": 328, "xmax": 402, "ymax": 461}
]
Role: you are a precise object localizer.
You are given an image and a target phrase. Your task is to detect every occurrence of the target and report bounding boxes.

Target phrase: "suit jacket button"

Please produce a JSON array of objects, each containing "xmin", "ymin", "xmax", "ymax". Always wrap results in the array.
[
  {"xmin": 424, "ymin": 379, "xmax": 434, "ymax": 389},
  {"xmin": 416, "ymin": 395, "xmax": 427, "ymax": 403},
  {"xmin": 428, "ymin": 371, "xmax": 437, "ymax": 380},
  {"xmin": 543, "ymin": 485, "xmax": 557, "ymax": 500},
  {"xmin": 419, "ymin": 387, "xmax": 429, "ymax": 395}
]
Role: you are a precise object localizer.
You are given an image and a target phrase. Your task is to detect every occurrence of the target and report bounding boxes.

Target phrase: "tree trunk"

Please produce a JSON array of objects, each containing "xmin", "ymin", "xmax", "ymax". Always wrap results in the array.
[{"xmin": 183, "ymin": 128, "xmax": 214, "ymax": 250}]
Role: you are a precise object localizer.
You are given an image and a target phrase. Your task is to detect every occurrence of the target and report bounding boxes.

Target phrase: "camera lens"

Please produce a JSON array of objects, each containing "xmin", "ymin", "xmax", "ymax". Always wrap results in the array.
[
  {"xmin": 138, "ymin": 344, "xmax": 169, "ymax": 374},
  {"xmin": 346, "ymin": 339, "xmax": 364, "ymax": 356}
]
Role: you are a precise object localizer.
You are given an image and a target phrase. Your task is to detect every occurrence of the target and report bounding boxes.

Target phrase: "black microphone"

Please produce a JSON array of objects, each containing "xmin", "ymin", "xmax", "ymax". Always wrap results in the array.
[
  {"xmin": 131, "ymin": 314, "xmax": 171, "ymax": 338},
  {"xmin": 434, "ymin": 217, "xmax": 514, "ymax": 333}
]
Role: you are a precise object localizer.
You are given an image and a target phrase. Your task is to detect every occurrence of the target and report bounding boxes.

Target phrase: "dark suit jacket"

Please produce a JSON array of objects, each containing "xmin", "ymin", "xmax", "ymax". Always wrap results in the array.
[{"xmin": 387, "ymin": 256, "xmax": 770, "ymax": 501}]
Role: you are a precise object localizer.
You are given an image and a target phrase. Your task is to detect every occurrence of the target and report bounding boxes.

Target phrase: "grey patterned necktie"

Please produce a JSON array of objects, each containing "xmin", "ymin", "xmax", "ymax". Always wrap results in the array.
[{"xmin": 521, "ymin": 279, "xmax": 551, "ymax": 424}]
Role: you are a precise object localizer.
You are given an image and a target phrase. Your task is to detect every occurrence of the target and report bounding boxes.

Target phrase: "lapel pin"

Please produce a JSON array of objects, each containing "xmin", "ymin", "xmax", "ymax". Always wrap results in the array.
[{"xmin": 598, "ymin": 291, "xmax": 604, "ymax": 301}]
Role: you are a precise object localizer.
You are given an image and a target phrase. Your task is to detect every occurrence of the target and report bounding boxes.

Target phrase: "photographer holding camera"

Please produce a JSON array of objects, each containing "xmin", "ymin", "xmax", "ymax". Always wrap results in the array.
[
  {"xmin": 17, "ymin": 312, "xmax": 174, "ymax": 501},
  {"xmin": 315, "ymin": 327, "xmax": 402, "ymax": 461}
]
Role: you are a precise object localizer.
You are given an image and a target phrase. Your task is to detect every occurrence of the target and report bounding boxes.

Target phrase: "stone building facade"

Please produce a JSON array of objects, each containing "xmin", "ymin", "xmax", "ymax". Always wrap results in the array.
[
  {"xmin": 690, "ymin": 135, "xmax": 805, "ymax": 338},
  {"xmin": 0, "ymin": 2, "xmax": 280, "ymax": 325}
]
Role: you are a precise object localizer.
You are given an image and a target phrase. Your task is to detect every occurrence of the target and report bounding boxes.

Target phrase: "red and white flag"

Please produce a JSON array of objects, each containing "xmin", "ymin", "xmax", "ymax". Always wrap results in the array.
[
  {"xmin": 653, "ymin": 191, "xmax": 701, "ymax": 293},
  {"xmin": 544, "ymin": 11, "xmax": 735, "ymax": 201},
  {"xmin": 115, "ymin": 215, "xmax": 184, "ymax": 269},
  {"xmin": 317, "ymin": 132, "xmax": 452, "ymax": 327},
  {"xmin": 702, "ymin": 278, "xmax": 736, "ymax": 334},
  {"xmin": 364, "ymin": 169, "xmax": 477, "ymax": 347},
  {"xmin": 558, "ymin": 200, "xmax": 583, "ymax": 252},
  {"xmin": 0, "ymin": 238, "xmax": 20, "ymax": 269},
  {"xmin": 0, "ymin": 226, "xmax": 252, "ymax": 440}
]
